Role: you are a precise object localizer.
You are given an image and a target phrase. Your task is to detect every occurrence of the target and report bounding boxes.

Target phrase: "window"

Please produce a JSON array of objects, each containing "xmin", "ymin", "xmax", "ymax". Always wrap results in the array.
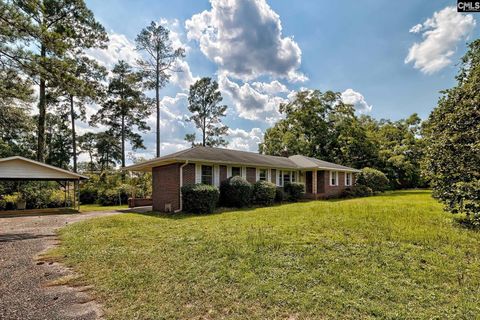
[
  {"xmin": 201, "ymin": 165, "xmax": 213, "ymax": 185},
  {"xmin": 283, "ymin": 171, "xmax": 291, "ymax": 185},
  {"xmin": 291, "ymin": 171, "xmax": 296, "ymax": 182},
  {"xmin": 279, "ymin": 170, "xmax": 283, "ymax": 186},
  {"xmin": 330, "ymin": 171, "xmax": 338, "ymax": 186},
  {"xmin": 231, "ymin": 167, "xmax": 241, "ymax": 177},
  {"xmin": 259, "ymin": 169, "xmax": 267, "ymax": 181},
  {"xmin": 345, "ymin": 172, "xmax": 352, "ymax": 186}
]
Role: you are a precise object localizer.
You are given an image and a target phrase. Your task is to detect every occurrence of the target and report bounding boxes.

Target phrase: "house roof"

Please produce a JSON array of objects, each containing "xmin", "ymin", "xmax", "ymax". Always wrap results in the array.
[
  {"xmin": 125, "ymin": 146, "xmax": 361, "ymax": 173},
  {"xmin": 288, "ymin": 155, "xmax": 361, "ymax": 172},
  {"xmin": 0, "ymin": 156, "xmax": 88, "ymax": 181}
]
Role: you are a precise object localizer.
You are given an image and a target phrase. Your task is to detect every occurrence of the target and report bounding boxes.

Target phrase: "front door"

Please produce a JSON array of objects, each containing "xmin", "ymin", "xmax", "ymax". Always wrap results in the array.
[{"xmin": 305, "ymin": 171, "xmax": 313, "ymax": 193}]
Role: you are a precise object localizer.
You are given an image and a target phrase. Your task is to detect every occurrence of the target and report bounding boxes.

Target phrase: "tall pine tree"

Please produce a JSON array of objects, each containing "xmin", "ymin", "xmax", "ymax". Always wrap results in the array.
[
  {"xmin": 185, "ymin": 77, "xmax": 228, "ymax": 147},
  {"xmin": 90, "ymin": 61, "xmax": 152, "ymax": 169},
  {"xmin": 135, "ymin": 21, "xmax": 185, "ymax": 157}
]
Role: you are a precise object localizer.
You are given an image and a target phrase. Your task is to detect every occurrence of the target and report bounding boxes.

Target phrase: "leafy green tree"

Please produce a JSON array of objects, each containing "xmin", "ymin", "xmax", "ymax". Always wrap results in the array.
[
  {"xmin": 96, "ymin": 132, "xmax": 122, "ymax": 172},
  {"xmin": 78, "ymin": 132, "xmax": 99, "ymax": 172},
  {"xmin": 361, "ymin": 114, "xmax": 423, "ymax": 188},
  {"xmin": 136, "ymin": 21, "xmax": 185, "ymax": 157},
  {"xmin": 49, "ymin": 56, "xmax": 107, "ymax": 172},
  {"xmin": 44, "ymin": 112, "xmax": 72, "ymax": 169},
  {"xmin": 90, "ymin": 61, "xmax": 152, "ymax": 168},
  {"xmin": 185, "ymin": 77, "xmax": 228, "ymax": 147},
  {"xmin": 423, "ymin": 40, "xmax": 480, "ymax": 222},
  {"xmin": 0, "ymin": 0, "xmax": 107, "ymax": 162},
  {"xmin": 260, "ymin": 90, "xmax": 340, "ymax": 160},
  {"xmin": 329, "ymin": 103, "xmax": 378, "ymax": 168},
  {"xmin": 0, "ymin": 105, "xmax": 36, "ymax": 158}
]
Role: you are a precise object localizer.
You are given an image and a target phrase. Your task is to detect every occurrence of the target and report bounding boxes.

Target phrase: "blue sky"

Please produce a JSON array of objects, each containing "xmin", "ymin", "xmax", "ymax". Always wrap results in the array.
[{"xmin": 81, "ymin": 0, "xmax": 479, "ymax": 161}]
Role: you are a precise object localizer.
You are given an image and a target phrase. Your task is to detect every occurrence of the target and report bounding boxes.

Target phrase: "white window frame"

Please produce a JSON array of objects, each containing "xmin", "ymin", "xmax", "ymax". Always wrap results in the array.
[
  {"xmin": 259, "ymin": 168, "xmax": 267, "ymax": 181},
  {"xmin": 329, "ymin": 171, "xmax": 338, "ymax": 186},
  {"xmin": 201, "ymin": 165, "xmax": 213, "ymax": 185},
  {"xmin": 345, "ymin": 172, "xmax": 352, "ymax": 186}
]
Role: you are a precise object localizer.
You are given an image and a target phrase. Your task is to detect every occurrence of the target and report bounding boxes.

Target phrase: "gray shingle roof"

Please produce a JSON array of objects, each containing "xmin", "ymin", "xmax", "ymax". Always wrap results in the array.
[{"xmin": 125, "ymin": 146, "xmax": 360, "ymax": 172}]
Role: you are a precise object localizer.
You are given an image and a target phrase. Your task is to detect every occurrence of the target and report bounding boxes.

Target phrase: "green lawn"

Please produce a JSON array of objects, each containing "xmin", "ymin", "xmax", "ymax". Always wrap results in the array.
[
  {"xmin": 79, "ymin": 203, "xmax": 128, "ymax": 213},
  {"xmin": 51, "ymin": 190, "xmax": 480, "ymax": 319}
]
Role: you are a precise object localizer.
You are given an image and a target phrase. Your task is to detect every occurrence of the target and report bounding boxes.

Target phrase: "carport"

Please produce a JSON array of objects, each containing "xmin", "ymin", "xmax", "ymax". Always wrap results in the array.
[{"xmin": 0, "ymin": 156, "xmax": 88, "ymax": 211}]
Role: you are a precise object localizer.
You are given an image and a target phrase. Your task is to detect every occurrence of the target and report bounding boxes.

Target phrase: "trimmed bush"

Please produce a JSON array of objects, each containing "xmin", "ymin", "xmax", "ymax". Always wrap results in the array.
[
  {"xmin": 342, "ymin": 185, "xmax": 373, "ymax": 198},
  {"xmin": 357, "ymin": 168, "xmax": 390, "ymax": 192},
  {"xmin": 181, "ymin": 184, "xmax": 219, "ymax": 214},
  {"xmin": 80, "ymin": 185, "xmax": 98, "ymax": 204},
  {"xmin": 0, "ymin": 199, "xmax": 6, "ymax": 210},
  {"xmin": 220, "ymin": 176, "xmax": 252, "ymax": 208},
  {"xmin": 284, "ymin": 182, "xmax": 305, "ymax": 202},
  {"xmin": 275, "ymin": 187, "xmax": 286, "ymax": 203},
  {"xmin": 252, "ymin": 181, "xmax": 276, "ymax": 205}
]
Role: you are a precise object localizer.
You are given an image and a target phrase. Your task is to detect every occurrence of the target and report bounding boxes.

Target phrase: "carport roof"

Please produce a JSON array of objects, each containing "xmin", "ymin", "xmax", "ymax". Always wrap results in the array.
[{"xmin": 0, "ymin": 156, "xmax": 88, "ymax": 181}]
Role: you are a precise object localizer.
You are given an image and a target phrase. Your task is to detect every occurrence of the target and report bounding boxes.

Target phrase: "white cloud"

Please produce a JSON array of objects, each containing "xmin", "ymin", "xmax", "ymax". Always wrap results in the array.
[
  {"xmin": 341, "ymin": 89, "xmax": 372, "ymax": 113},
  {"xmin": 409, "ymin": 23, "xmax": 423, "ymax": 34},
  {"xmin": 405, "ymin": 6, "xmax": 476, "ymax": 74},
  {"xmin": 186, "ymin": 0, "xmax": 306, "ymax": 82},
  {"xmin": 251, "ymin": 80, "xmax": 289, "ymax": 95},
  {"xmin": 87, "ymin": 32, "xmax": 141, "ymax": 68},
  {"xmin": 219, "ymin": 75, "xmax": 288, "ymax": 123},
  {"xmin": 227, "ymin": 127, "xmax": 263, "ymax": 152}
]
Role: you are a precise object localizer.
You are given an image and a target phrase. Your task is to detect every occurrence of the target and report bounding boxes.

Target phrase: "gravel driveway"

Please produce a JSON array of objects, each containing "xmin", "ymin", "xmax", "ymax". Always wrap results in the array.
[{"xmin": 0, "ymin": 208, "xmax": 150, "ymax": 320}]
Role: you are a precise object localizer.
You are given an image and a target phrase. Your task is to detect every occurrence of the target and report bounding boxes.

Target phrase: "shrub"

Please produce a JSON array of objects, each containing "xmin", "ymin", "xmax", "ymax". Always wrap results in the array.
[
  {"xmin": 275, "ymin": 187, "xmax": 286, "ymax": 203},
  {"xmin": 0, "ymin": 199, "xmax": 6, "ymax": 210},
  {"xmin": 48, "ymin": 190, "xmax": 65, "ymax": 208},
  {"xmin": 252, "ymin": 181, "xmax": 276, "ymax": 205},
  {"xmin": 284, "ymin": 182, "xmax": 305, "ymax": 202},
  {"xmin": 80, "ymin": 185, "xmax": 98, "ymax": 204},
  {"xmin": 220, "ymin": 176, "xmax": 252, "ymax": 208},
  {"xmin": 356, "ymin": 168, "xmax": 390, "ymax": 192},
  {"xmin": 342, "ymin": 185, "xmax": 373, "ymax": 198},
  {"xmin": 3, "ymin": 194, "xmax": 18, "ymax": 210},
  {"xmin": 181, "ymin": 184, "xmax": 219, "ymax": 214}
]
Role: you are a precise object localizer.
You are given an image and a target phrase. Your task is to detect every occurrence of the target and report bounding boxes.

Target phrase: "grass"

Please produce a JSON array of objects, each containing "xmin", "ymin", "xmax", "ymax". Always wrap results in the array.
[
  {"xmin": 80, "ymin": 203, "xmax": 128, "ymax": 213},
  {"xmin": 50, "ymin": 190, "xmax": 480, "ymax": 319}
]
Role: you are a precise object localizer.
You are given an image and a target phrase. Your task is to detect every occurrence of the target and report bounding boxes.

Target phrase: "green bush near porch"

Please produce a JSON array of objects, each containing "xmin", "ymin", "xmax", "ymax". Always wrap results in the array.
[
  {"xmin": 252, "ymin": 180, "xmax": 276, "ymax": 205},
  {"xmin": 220, "ymin": 176, "xmax": 253, "ymax": 208},
  {"xmin": 181, "ymin": 183, "xmax": 220, "ymax": 214}
]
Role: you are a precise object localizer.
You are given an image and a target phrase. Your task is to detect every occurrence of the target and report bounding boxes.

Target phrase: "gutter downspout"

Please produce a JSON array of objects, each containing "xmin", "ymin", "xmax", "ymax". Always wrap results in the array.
[{"xmin": 175, "ymin": 160, "xmax": 189, "ymax": 213}]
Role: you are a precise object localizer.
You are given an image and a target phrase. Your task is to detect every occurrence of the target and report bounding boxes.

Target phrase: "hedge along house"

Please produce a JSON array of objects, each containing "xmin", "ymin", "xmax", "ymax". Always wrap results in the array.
[{"xmin": 124, "ymin": 146, "xmax": 361, "ymax": 212}]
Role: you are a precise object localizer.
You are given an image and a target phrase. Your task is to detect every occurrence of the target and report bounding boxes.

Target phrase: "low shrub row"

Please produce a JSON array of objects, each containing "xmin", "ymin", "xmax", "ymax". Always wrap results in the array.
[
  {"xmin": 0, "ymin": 189, "xmax": 67, "ymax": 210},
  {"xmin": 181, "ymin": 177, "xmax": 305, "ymax": 214}
]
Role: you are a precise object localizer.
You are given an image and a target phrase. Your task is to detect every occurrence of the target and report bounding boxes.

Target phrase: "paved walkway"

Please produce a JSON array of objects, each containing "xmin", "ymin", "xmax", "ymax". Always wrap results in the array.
[{"xmin": 0, "ymin": 207, "xmax": 151, "ymax": 320}]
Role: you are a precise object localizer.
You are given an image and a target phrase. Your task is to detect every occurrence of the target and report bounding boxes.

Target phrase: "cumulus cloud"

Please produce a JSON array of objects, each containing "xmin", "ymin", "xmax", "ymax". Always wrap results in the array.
[
  {"xmin": 227, "ymin": 127, "xmax": 264, "ymax": 151},
  {"xmin": 405, "ymin": 6, "xmax": 476, "ymax": 74},
  {"xmin": 251, "ymin": 80, "xmax": 289, "ymax": 95},
  {"xmin": 87, "ymin": 32, "xmax": 141, "ymax": 69},
  {"xmin": 219, "ymin": 75, "xmax": 288, "ymax": 123},
  {"xmin": 341, "ymin": 89, "xmax": 372, "ymax": 113},
  {"xmin": 186, "ymin": 0, "xmax": 306, "ymax": 82}
]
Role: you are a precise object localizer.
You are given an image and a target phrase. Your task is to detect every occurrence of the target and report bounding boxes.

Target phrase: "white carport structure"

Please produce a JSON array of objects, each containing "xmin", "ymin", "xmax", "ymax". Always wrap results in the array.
[{"xmin": 0, "ymin": 156, "xmax": 88, "ymax": 211}]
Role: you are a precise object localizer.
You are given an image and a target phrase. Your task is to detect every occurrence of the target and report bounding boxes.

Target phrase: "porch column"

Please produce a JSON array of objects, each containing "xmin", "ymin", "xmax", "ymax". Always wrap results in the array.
[{"xmin": 312, "ymin": 169, "xmax": 317, "ymax": 194}]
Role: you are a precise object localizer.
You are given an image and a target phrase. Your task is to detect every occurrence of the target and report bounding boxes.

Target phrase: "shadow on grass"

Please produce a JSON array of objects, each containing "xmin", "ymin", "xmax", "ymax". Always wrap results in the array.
[
  {"xmin": 131, "ymin": 202, "xmax": 295, "ymax": 220},
  {"xmin": 453, "ymin": 216, "xmax": 480, "ymax": 231}
]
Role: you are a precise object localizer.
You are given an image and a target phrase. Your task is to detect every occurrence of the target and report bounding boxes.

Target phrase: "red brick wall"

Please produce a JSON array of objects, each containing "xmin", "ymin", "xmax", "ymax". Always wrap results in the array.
[
  {"xmin": 271, "ymin": 169, "xmax": 276, "ymax": 185},
  {"xmin": 182, "ymin": 163, "xmax": 196, "ymax": 187},
  {"xmin": 320, "ymin": 171, "xmax": 346, "ymax": 199},
  {"xmin": 152, "ymin": 163, "xmax": 180, "ymax": 212},
  {"xmin": 246, "ymin": 167, "xmax": 256, "ymax": 183},
  {"xmin": 220, "ymin": 165, "xmax": 227, "ymax": 183}
]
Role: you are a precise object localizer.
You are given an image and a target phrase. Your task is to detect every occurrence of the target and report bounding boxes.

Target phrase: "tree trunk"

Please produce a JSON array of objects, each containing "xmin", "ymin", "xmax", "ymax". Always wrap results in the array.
[
  {"xmin": 202, "ymin": 117, "xmax": 206, "ymax": 147},
  {"xmin": 70, "ymin": 95, "xmax": 77, "ymax": 172},
  {"xmin": 156, "ymin": 60, "xmax": 160, "ymax": 157},
  {"xmin": 37, "ymin": 44, "xmax": 46, "ymax": 162},
  {"xmin": 121, "ymin": 114, "xmax": 125, "ymax": 168}
]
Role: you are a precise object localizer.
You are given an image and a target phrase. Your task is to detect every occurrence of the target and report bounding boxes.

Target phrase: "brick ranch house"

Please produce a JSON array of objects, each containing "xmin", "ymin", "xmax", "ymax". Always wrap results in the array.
[{"xmin": 125, "ymin": 146, "xmax": 361, "ymax": 212}]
